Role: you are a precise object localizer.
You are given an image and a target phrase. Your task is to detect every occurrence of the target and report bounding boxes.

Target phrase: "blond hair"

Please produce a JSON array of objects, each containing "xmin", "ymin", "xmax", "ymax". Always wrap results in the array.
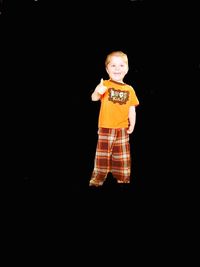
[{"xmin": 105, "ymin": 51, "xmax": 128, "ymax": 67}]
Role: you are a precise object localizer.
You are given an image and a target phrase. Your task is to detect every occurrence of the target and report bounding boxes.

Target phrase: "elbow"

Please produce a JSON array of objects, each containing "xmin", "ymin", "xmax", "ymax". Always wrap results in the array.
[
  {"xmin": 91, "ymin": 95, "xmax": 96, "ymax": 101},
  {"xmin": 91, "ymin": 95, "xmax": 99, "ymax": 101}
]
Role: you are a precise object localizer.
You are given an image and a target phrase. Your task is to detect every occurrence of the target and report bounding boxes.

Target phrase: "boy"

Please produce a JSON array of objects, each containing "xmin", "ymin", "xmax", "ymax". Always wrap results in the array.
[{"xmin": 89, "ymin": 51, "xmax": 139, "ymax": 187}]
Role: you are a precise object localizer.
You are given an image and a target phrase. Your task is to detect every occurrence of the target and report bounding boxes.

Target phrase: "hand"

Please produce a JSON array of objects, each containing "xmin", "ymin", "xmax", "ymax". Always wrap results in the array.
[
  {"xmin": 96, "ymin": 78, "xmax": 107, "ymax": 95},
  {"xmin": 127, "ymin": 125, "xmax": 134, "ymax": 134}
]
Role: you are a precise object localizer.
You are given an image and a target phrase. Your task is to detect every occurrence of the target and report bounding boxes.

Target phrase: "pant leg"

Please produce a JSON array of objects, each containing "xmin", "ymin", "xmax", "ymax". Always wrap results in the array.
[
  {"xmin": 111, "ymin": 128, "xmax": 131, "ymax": 183},
  {"xmin": 89, "ymin": 128, "xmax": 116, "ymax": 186}
]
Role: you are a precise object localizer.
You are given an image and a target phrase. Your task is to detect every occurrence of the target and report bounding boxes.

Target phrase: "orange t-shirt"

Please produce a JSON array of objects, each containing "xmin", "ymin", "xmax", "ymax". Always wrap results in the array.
[{"xmin": 98, "ymin": 79, "xmax": 139, "ymax": 128}]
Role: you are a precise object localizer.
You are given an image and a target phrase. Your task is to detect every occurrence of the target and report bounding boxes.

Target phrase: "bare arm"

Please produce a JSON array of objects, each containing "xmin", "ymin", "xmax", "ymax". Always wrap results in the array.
[
  {"xmin": 127, "ymin": 106, "xmax": 136, "ymax": 134},
  {"xmin": 91, "ymin": 78, "xmax": 107, "ymax": 101}
]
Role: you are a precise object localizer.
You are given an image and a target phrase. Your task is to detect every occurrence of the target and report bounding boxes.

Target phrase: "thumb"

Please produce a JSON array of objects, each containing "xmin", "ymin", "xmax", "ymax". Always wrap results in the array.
[{"xmin": 100, "ymin": 78, "xmax": 104, "ymax": 85}]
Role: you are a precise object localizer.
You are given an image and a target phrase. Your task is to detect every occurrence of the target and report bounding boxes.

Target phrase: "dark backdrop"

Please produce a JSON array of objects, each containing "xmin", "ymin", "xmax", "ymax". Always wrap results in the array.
[
  {"xmin": 2, "ymin": 0, "xmax": 199, "ymax": 206},
  {"xmin": 1, "ymin": 0, "xmax": 200, "ymax": 264}
]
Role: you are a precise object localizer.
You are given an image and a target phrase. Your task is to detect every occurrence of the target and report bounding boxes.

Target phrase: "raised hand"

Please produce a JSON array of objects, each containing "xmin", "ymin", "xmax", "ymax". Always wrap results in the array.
[{"xmin": 96, "ymin": 78, "xmax": 107, "ymax": 95}]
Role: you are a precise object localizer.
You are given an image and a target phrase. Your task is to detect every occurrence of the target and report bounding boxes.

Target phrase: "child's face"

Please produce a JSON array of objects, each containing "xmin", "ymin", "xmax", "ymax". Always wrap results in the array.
[{"xmin": 106, "ymin": 56, "xmax": 128, "ymax": 83}]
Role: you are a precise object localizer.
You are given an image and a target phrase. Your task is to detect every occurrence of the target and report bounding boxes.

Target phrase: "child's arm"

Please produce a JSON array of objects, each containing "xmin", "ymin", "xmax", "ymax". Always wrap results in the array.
[
  {"xmin": 91, "ymin": 78, "xmax": 107, "ymax": 101},
  {"xmin": 127, "ymin": 106, "xmax": 136, "ymax": 134}
]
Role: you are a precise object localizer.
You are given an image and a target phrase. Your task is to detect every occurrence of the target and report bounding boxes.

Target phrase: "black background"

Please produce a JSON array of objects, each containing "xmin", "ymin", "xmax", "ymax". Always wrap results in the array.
[
  {"xmin": 2, "ymin": 0, "xmax": 199, "ymax": 194},
  {"xmin": 1, "ymin": 0, "xmax": 199, "ymax": 236}
]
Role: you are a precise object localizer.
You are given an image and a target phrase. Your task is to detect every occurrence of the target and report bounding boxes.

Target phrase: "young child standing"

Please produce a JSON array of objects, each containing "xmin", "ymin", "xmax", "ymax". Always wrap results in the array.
[{"xmin": 89, "ymin": 51, "xmax": 139, "ymax": 187}]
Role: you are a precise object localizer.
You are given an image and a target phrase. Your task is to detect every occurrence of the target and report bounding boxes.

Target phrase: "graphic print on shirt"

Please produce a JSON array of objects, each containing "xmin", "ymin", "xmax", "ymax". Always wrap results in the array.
[{"xmin": 108, "ymin": 88, "xmax": 129, "ymax": 105}]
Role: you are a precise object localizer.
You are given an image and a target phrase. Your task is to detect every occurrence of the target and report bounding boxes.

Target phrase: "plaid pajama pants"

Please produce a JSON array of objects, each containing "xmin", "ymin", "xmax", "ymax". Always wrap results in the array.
[{"xmin": 89, "ymin": 128, "xmax": 131, "ymax": 186}]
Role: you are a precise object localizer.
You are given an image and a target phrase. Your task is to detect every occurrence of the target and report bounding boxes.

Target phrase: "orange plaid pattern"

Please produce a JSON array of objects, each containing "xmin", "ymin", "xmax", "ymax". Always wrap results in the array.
[{"xmin": 89, "ymin": 128, "xmax": 131, "ymax": 186}]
